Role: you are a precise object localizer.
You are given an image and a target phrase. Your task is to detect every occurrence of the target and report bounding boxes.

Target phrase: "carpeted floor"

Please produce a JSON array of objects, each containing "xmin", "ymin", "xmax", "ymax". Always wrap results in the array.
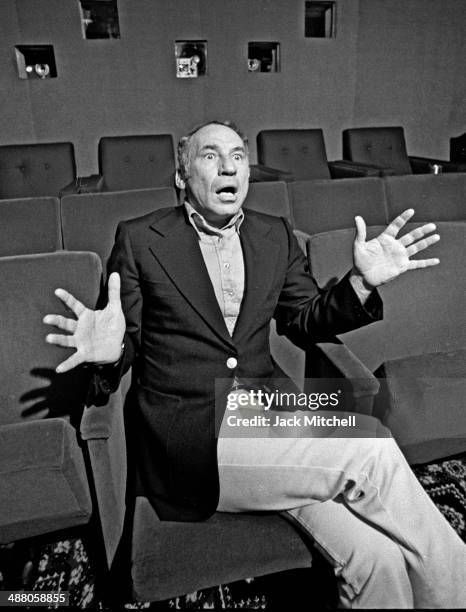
[{"xmin": 1, "ymin": 452, "xmax": 465, "ymax": 609}]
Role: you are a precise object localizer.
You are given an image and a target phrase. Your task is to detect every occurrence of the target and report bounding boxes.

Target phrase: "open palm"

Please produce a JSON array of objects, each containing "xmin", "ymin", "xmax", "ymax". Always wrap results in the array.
[
  {"xmin": 353, "ymin": 209, "xmax": 440, "ymax": 288},
  {"xmin": 44, "ymin": 272, "xmax": 126, "ymax": 373}
]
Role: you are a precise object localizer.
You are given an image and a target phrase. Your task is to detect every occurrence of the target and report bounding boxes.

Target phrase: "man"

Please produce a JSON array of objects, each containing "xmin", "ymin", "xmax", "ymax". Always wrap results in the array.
[{"xmin": 44, "ymin": 121, "xmax": 465, "ymax": 608}]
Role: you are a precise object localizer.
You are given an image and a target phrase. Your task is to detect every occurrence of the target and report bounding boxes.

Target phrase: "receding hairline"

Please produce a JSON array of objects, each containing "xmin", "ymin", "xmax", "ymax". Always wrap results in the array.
[{"xmin": 183, "ymin": 120, "xmax": 248, "ymax": 143}]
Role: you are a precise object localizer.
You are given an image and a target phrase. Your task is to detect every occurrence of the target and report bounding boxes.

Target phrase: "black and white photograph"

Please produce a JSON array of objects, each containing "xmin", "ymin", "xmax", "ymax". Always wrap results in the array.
[{"xmin": 0, "ymin": 1, "xmax": 465, "ymax": 609}]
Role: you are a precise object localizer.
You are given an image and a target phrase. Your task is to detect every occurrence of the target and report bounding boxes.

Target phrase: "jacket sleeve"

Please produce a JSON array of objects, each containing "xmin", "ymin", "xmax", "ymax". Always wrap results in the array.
[
  {"xmin": 87, "ymin": 222, "xmax": 142, "ymax": 403},
  {"xmin": 274, "ymin": 219, "xmax": 383, "ymax": 349}
]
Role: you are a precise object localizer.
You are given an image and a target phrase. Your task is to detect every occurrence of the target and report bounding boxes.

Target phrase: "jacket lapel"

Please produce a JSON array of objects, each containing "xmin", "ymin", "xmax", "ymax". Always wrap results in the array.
[
  {"xmin": 148, "ymin": 208, "xmax": 234, "ymax": 347},
  {"xmin": 233, "ymin": 212, "xmax": 282, "ymax": 342}
]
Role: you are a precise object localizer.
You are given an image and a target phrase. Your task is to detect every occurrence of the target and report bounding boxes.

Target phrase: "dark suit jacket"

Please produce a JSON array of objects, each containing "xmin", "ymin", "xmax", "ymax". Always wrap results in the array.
[{"xmin": 92, "ymin": 205, "xmax": 382, "ymax": 521}]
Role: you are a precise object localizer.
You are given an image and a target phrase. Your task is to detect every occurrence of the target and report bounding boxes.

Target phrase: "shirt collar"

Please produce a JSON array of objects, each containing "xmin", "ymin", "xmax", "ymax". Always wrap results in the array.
[{"xmin": 184, "ymin": 200, "xmax": 244, "ymax": 237}]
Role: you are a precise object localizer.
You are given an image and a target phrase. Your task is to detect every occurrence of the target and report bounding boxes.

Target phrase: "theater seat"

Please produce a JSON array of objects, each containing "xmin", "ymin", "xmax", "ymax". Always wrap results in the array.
[
  {"xmin": 243, "ymin": 181, "xmax": 293, "ymax": 223},
  {"xmin": 343, "ymin": 127, "xmax": 462, "ymax": 175},
  {"xmin": 0, "ymin": 197, "xmax": 61, "ymax": 256},
  {"xmin": 252, "ymin": 129, "xmax": 382, "ymax": 182},
  {"xmin": 289, "ymin": 177, "xmax": 388, "ymax": 235},
  {"xmin": 373, "ymin": 348, "xmax": 466, "ymax": 464},
  {"xmin": 61, "ymin": 187, "xmax": 178, "ymax": 272},
  {"xmin": 0, "ymin": 252, "xmax": 100, "ymax": 542},
  {"xmin": 0, "ymin": 419, "xmax": 91, "ymax": 542},
  {"xmin": 98, "ymin": 135, "xmax": 176, "ymax": 192},
  {"xmin": 383, "ymin": 173, "xmax": 466, "ymax": 222},
  {"xmin": 308, "ymin": 222, "xmax": 465, "ymax": 370},
  {"xmin": 0, "ymin": 142, "xmax": 77, "ymax": 199},
  {"xmin": 306, "ymin": 222, "xmax": 466, "ymax": 463}
]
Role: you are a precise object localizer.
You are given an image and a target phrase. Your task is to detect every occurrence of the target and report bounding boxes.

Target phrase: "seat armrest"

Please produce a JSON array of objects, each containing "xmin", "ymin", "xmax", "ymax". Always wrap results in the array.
[
  {"xmin": 329, "ymin": 160, "xmax": 382, "ymax": 178},
  {"xmin": 80, "ymin": 388, "xmax": 121, "ymax": 441},
  {"xmin": 293, "ymin": 229, "xmax": 311, "ymax": 256},
  {"xmin": 313, "ymin": 342, "xmax": 379, "ymax": 415},
  {"xmin": 59, "ymin": 180, "xmax": 81, "ymax": 196},
  {"xmin": 80, "ymin": 372, "xmax": 130, "ymax": 569},
  {"xmin": 408, "ymin": 156, "xmax": 462, "ymax": 174},
  {"xmin": 333, "ymin": 160, "xmax": 397, "ymax": 177},
  {"xmin": 59, "ymin": 174, "xmax": 105, "ymax": 196},
  {"xmin": 77, "ymin": 174, "xmax": 105, "ymax": 193},
  {"xmin": 249, "ymin": 164, "xmax": 294, "ymax": 182}
]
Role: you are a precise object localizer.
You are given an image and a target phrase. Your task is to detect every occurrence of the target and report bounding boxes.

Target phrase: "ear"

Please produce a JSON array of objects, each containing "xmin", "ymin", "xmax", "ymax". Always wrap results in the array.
[{"xmin": 175, "ymin": 170, "xmax": 186, "ymax": 191}]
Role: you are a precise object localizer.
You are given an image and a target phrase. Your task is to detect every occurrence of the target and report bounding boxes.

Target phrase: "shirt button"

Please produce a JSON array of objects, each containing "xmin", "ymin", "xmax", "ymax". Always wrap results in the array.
[
  {"xmin": 223, "ymin": 262, "xmax": 230, "ymax": 269},
  {"xmin": 226, "ymin": 357, "xmax": 238, "ymax": 369}
]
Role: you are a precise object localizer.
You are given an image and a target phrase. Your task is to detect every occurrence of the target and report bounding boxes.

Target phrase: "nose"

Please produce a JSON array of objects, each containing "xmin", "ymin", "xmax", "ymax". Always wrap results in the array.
[{"xmin": 219, "ymin": 155, "xmax": 236, "ymax": 175}]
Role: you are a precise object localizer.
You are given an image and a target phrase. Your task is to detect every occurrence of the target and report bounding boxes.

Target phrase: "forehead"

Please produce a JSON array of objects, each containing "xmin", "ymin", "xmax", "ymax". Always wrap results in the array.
[{"xmin": 189, "ymin": 124, "xmax": 246, "ymax": 154}]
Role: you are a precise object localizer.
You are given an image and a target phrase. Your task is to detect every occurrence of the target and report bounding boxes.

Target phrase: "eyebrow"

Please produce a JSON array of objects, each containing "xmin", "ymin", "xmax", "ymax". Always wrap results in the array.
[{"xmin": 198, "ymin": 144, "xmax": 247, "ymax": 154}]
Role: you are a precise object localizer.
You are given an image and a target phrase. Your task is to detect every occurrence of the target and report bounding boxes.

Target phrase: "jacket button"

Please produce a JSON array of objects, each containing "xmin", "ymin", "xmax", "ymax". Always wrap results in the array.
[{"xmin": 226, "ymin": 357, "xmax": 237, "ymax": 369}]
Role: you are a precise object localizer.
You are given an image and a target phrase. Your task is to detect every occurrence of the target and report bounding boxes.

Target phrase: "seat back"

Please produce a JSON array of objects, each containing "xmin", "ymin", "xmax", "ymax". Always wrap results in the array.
[
  {"xmin": 0, "ymin": 142, "xmax": 76, "ymax": 199},
  {"xmin": 384, "ymin": 173, "xmax": 466, "ymax": 222},
  {"xmin": 0, "ymin": 251, "xmax": 102, "ymax": 426},
  {"xmin": 343, "ymin": 127, "xmax": 412, "ymax": 175},
  {"xmin": 243, "ymin": 181, "xmax": 292, "ymax": 223},
  {"xmin": 61, "ymin": 187, "xmax": 178, "ymax": 271},
  {"xmin": 307, "ymin": 222, "xmax": 466, "ymax": 372},
  {"xmin": 290, "ymin": 177, "xmax": 388, "ymax": 235},
  {"xmin": 0, "ymin": 251, "xmax": 98, "ymax": 541},
  {"xmin": 98, "ymin": 134, "xmax": 175, "ymax": 191},
  {"xmin": 257, "ymin": 129, "xmax": 331, "ymax": 180},
  {"xmin": 0, "ymin": 197, "xmax": 61, "ymax": 256}
]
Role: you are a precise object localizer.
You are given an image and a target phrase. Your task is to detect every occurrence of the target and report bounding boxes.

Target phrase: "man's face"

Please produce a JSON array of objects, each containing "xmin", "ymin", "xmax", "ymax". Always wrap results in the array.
[{"xmin": 180, "ymin": 124, "xmax": 250, "ymax": 227}]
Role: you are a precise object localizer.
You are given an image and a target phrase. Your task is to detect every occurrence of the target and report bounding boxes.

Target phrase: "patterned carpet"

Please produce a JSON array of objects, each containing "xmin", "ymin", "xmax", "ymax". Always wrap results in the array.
[{"xmin": 1, "ymin": 452, "xmax": 465, "ymax": 609}]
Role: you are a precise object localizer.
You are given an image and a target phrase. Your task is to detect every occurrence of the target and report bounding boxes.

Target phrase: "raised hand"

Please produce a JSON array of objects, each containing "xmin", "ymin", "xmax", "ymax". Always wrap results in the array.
[
  {"xmin": 43, "ymin": 272, "xmax": 126, "ymax": 373},
  {"xmin": 352, "ymin": 209, "xmax": 440, "ymax": 289}
]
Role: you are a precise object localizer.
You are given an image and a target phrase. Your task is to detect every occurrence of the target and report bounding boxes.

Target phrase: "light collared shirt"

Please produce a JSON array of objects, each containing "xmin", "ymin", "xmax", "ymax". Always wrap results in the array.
[{"xmin": 185, "ymin": 201, "xmax": 245, "ymax": 336}]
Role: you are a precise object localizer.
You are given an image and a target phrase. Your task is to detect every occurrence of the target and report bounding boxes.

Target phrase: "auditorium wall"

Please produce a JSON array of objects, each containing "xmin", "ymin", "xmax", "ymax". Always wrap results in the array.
[{"xmin": 0, "ymin": 0, "xmax": 464, "ymax": 176}]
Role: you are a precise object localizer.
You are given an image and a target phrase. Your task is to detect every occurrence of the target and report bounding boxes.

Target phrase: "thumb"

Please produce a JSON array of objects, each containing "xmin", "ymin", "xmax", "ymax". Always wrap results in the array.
[
  {"xmin": 354, "ymin": 216, "xmax": 367, "ymax": 243},
  {"xmin": 107, "ymin": 272, "xmax": 121, "ymax": 306}
]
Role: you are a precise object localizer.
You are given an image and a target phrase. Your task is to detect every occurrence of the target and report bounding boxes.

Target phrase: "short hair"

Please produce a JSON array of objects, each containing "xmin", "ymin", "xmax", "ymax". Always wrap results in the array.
[{"xmin": 177, "ymin": 120, "xmax": 249, "ymax": 181}]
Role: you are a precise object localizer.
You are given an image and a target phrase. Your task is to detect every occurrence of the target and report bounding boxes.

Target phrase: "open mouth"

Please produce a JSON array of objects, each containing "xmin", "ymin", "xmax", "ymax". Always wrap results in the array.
[
  {"xmin": 216, "ymin": 185, "xmax": 238, "ymax": 195},
  {"xmin": 215, "ymin": 185, "xmax": 238, "ymax": 201}
]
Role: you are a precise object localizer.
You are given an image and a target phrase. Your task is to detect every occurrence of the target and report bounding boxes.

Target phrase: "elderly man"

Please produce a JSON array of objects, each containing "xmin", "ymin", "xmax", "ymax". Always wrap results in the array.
[{"xmin": 45, "ymin": 121, "xmax": 465, "ymax": 608}]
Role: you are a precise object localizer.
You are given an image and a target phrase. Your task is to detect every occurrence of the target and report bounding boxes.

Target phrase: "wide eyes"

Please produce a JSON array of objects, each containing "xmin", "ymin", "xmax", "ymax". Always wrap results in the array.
[{"xmin": 202, "ymin": 151, "xmax": 244, "ymax": 162}]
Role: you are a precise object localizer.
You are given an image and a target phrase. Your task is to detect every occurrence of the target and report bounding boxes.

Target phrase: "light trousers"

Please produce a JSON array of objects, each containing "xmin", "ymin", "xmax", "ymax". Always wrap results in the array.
[{"xmin": 217, "ymin": 411, "xmax": 466, "ymax": 608}]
